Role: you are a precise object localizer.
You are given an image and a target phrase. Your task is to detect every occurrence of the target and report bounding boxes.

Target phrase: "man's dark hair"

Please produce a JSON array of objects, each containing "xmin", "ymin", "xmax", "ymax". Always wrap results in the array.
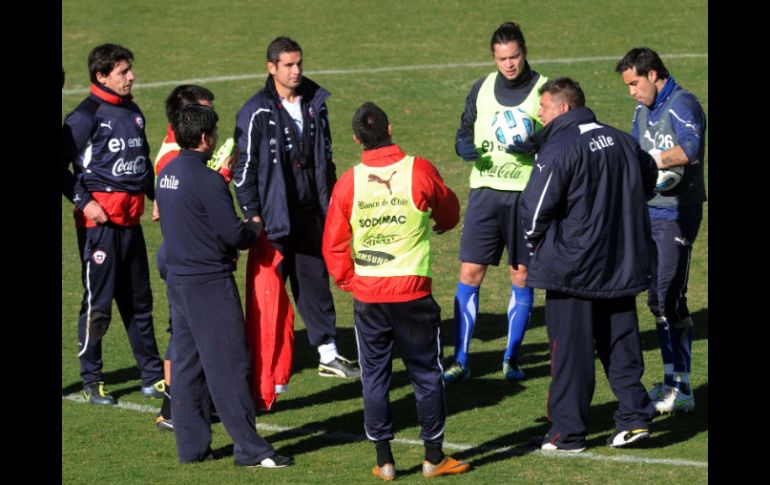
[
  {"xmin": 615, "ymin": 47, "xmax": 670, "ymax": 79},
  {"xmin": 352, "ymin": 102, "xmax": 391, "ymax": 150},
  {"xmin": 539, "ymin": 77, "xmax": 586, "ymax": 109},
  {"xmin": 490, "ymin": 21, "xmax": 526, "ymax": 54},
  {"xmin": 165, "ymin": 85, "xmax": 215, "ymax": 123},
  {"xmin": 88, "ymin": 43, "xmax": 134, "ymax": 84},
  {"xmin": 173, "ymin": 104, "xmax": 219, "ymax": 150},
  {"xmin": 267, "ymin": 36, "xmax": 302, "ymax": 64}
]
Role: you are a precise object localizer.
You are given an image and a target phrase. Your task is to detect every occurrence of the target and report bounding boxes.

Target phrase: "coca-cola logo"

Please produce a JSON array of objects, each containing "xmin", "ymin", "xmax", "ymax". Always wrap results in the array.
[
  {"xmin": 112, "ymin": 156, "xmax": 146, "ymax": 176},
  {"xmin": 479, "ymin": 160, "xmax": 525, "ymax": 180}
]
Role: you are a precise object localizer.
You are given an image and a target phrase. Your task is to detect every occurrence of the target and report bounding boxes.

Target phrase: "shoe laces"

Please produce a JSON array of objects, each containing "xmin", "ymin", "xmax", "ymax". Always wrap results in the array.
[
  {"xmin": 663, "ymin": 386, "xmax": 681, "ymax": 401},
  {"xmin": 95, "ymin": 382, "xmax": 110, "ymax": 397}
]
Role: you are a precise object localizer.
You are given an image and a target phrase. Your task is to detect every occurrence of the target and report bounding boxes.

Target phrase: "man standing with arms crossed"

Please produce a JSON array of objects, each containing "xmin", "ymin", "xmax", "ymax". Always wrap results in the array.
[
  {"xmin": 233, "ymin": 37, "xmax": 359, "ymax": 379},
  {"xmin": 615, "ymin": 48, "xmax": 707, "ymax": 414},
  {"xmin": 444, "ymin": 21, "xmax": 547, "ymax": 383},
  {"xmin": 62, "ymin": 43, "xmax": 164, "ymax": 405}
]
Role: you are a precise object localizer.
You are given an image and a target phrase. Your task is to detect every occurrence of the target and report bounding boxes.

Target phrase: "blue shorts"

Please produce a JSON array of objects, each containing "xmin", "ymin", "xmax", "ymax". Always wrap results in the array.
[{"xmin": 459, "ymin": 188, "xmax": 529, "ymax": 267}]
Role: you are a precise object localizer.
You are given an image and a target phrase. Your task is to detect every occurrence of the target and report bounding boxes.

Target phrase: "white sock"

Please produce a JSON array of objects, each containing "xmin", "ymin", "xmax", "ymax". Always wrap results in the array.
[{"xmin": 318, "ymin": 341, "xmax": 338, "ymax": 364}]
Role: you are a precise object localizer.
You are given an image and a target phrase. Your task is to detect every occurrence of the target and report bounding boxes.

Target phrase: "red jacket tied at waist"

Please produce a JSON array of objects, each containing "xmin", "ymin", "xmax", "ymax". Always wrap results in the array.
[{"xmin": 74, "ymin": 191, "xmax": 145, "ymax": 228}]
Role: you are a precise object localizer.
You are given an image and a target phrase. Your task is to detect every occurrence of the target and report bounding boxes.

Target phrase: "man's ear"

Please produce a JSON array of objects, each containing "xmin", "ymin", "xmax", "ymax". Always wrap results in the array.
[
  {"xmin": 352, "ymin": 134, "xmax": 362, "ymax": 145},
  {"xmin": 387, "ymin": 124, "xmax": 393, "ymax": 137},
  {"xmin": 95, "ymin": 71, "xmax": 108, "ymax": 86}
]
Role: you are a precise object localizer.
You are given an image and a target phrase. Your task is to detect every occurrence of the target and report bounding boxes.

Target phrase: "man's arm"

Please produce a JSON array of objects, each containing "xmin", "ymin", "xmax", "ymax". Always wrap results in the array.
[
  {"xmin": 232, "ymin": 105, "xmax": 263, "ymax": 218},
  {"xmin": 61, "ymin": 124, "xmax": 77, "ymax": 203},
  {"xmin": 322, "ymin": 170, "xmax": 355, "ymax": 291},
  {"xmin": 520, "ymin": 149, "xmax": 569, "ymax": 246},
  {"xmin": 141, "ymin": 129, "xmax": 155, "ymax": 201},
  {"xmin": 201, "ymin": 173, "xmax": 259, "ymax": 250},
  {"xmin": 652, "ymin": 94, "xmax": 706, "ymax": 169},
  {"xmin": 319, "ymin": 103, "xmax": 337, "ymax": 186},
  {"xmin": 455, "ymin": 79, "xmax": 483, "ymax": 161},
  {"xmin": 63, "ymin": 108, "xmax": 109, "ymax": 224},
  {"xmin": 412, "ymin": 158, "xmax": 460, "ymax": 232}
]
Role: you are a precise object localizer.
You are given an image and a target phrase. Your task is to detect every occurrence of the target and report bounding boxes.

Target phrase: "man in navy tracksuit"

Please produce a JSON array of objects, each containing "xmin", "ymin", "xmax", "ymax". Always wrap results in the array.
[
  {"xmin": 62, "ymin": 44, "xmax": 164, "ymax": 405},
  {"xmin": 520, "ymin": 78, "xmax": 658, "ymax": 452},
  {"xmin": 156, "ymin": 104, "xmax": 292, "ymax": 467},
  {"xmin": 233, "ymin": 36, "xmax": 359, "ymax": 379}
]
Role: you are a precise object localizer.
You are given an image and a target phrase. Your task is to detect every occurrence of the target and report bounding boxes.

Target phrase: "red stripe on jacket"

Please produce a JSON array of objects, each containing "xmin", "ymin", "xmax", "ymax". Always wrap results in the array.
[{"xmin": 322, "ymin": 144, "xmax": 460, "ymax": 303}]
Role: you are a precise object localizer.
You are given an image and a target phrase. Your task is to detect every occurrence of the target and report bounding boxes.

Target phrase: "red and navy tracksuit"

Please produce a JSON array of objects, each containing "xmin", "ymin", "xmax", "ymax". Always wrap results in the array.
[
  {"xmin": 520, "ymin": 107, "xmax": 658, "ymax": 449},
  {"xmin": 62, "ymin": 84, "xmax": 163, "ymax": 388},
  {"xmin": 156, "ymin": 148, "xmax": 274, "ymax": 465},
  {"xmin": 323, "ymin": 144, "xmax": 460, "ymax": 444}
]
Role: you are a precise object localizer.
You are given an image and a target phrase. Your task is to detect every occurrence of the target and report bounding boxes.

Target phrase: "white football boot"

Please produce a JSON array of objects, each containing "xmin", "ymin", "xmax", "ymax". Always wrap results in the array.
[{"xmin": 654, "ymin": 386, "xmax": 695, "ymax": 414}]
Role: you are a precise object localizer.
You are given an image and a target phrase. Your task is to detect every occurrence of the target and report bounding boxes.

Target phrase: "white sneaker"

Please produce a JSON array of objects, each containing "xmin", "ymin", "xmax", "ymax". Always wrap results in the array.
[
  {"xmin": 654, "ymin": 387, "xmax": 695, "ymax": 414},
  {"xmin": 647, "ymin": 382, "xmax": 670, "ymax": 401},
  {"xmin": 541, "ymin": 442, "xmax": 585, "ymax": 453},
  {"xmin": 606, "ymin": 428, "xmax": 650, "ymax": 448}
]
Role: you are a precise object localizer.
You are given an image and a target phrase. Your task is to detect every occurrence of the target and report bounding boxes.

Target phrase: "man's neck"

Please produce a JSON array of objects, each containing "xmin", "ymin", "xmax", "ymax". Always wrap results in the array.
[{"xmin": 274, "ymin": 80, "xmax": 299, "ymax": 103}]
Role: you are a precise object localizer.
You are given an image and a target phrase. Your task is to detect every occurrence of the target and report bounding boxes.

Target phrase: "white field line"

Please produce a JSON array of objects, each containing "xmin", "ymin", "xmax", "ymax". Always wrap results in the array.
[
  {"xmin": 61, "ymin": 53, "xmax": 708, "ymax": 96},
  {"xmin": 62, "ymin": 393, "xmax": 707, "ymax": 469}
]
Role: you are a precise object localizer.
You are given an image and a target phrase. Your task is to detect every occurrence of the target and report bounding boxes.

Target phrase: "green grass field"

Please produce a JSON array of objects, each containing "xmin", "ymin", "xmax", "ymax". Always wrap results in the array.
[{"xmin": 62, "ymin": 1, "xmax": 708, "ymax": 483}]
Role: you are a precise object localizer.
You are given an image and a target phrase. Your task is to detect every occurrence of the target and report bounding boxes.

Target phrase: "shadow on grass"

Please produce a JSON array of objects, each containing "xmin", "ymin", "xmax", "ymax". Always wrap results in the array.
[
  {"xmin": 256, "ymin": 347, "xmax": 538, "ymax": 463},
  {"xmin": 61, "ymin": 366, "xmax": 141, "ymax": 396},
  {"xmin": 417, "ymin": 381, "xmax": 709, "ymax": 473}
]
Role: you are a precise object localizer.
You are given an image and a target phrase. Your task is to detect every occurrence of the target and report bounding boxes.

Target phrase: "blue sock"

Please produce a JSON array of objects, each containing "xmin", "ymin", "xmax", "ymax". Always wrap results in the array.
[
  {"xmin": 453, "ymin": 282, "xmax": 479, "ymax": 367},
  {"xmin": 504, "ymin": 285, "xmax": 533, "ymax": 362},
  {"xmin": 655, "ymin": 316, "xmax": 676, "ymax": 388},
  {"xmin": 671, "ymin": 316, "xmax": 693, "ymax": 393}
]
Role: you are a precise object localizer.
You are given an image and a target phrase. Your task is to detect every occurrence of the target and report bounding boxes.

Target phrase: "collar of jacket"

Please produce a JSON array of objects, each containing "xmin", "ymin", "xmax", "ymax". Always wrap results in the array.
[
  {"xmin": 178, "ymin": 149, "xmax": 211, "ymax": 164},
  {"xmin": 534, "ymin": 106, "xmax": 597, "ymax": 145},
  {"xmin": 651, "ymin": 75, "xmax": 678, "ymax": 111},
  {"xmin": 263, "ymin": 74, "xmax": 327, "ymax": 107},
  {"xmin": 90, "ymin": 83, "xmax": 133, "ymax": 105},
  {"xmin": 164, "ymin": 124, "xmax": 176, "ymax": 143},
  {"xmin": 361, "ymin": 143, "xmax": 403, "ymax": 166}
]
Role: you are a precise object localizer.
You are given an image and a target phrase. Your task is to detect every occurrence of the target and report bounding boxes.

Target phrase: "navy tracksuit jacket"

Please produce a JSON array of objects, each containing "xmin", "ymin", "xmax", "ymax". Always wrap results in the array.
[
  {"xmin": 156, "ymin": 148, "xmax": 274, "ymax": 465},
  {"xmin": 62, "ymin": 83, "xmax": 162, "ymax": 388},
  {"xmin": 520, "ymin": 107, "xmax": 658, "ymax": 448}
]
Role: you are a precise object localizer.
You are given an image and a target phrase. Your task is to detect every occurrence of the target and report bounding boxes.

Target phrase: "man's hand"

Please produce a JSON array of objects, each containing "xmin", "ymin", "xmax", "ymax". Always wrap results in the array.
[
  {"xmin": 244, "ymin": 215, "xmax": 264, "ymax": 236},
  {"xmin": 651, "ymin": 145, "xmax": 689, "ymax": 169},
  {"xmin": 506, "ymin": 138, "xmax": 538, "ymax": 155},
  {"xmin": 648, "ymin": 148, "xmax": 664, "ymax": 169},
  {"xmin": 152, "ymin": 200, "xmax": 160, "ymax": 222},
  {"xmin": 83, "ymin": 200, "xmax": 108, "ymax": 225},
  {"xmin": 457, "ymin": 137, "xmax": 480, "ymax": 161}
]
